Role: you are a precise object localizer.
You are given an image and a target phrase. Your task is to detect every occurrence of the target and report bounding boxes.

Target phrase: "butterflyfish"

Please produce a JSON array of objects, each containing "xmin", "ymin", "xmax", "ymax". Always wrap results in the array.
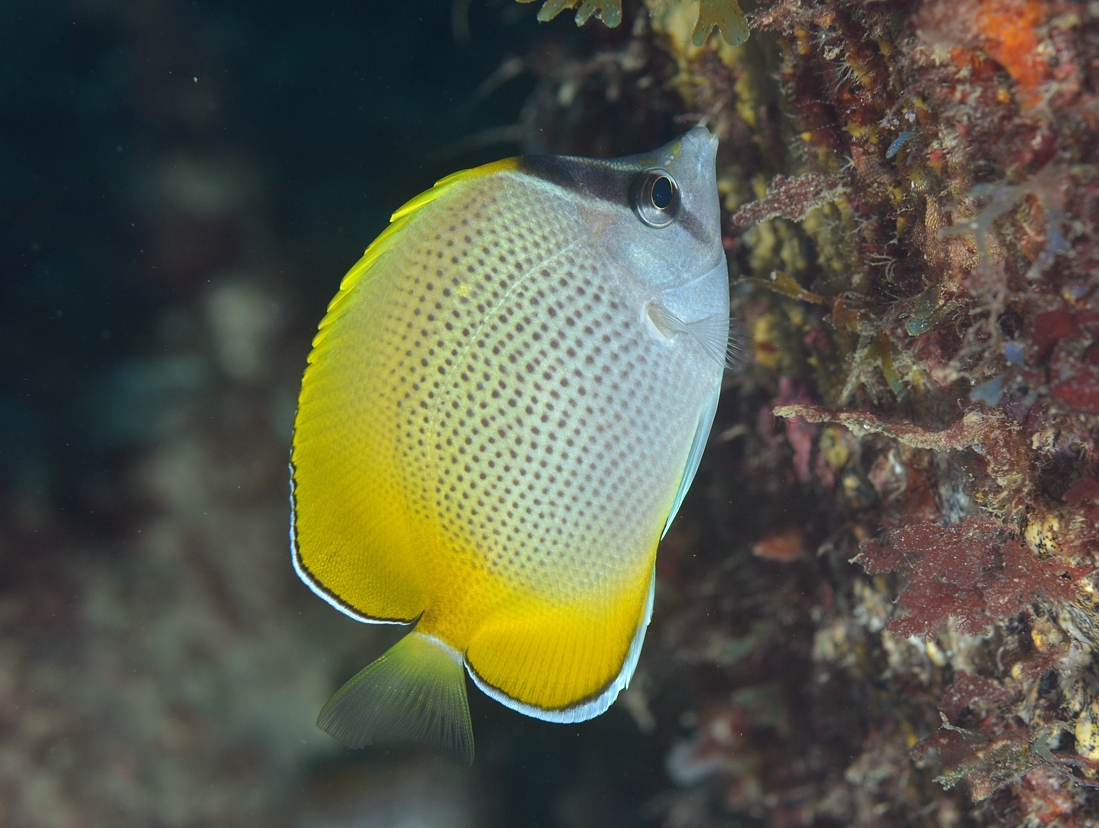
[{"xmin": 291, "ymin": 127, "xmax": 739, "ymax": 765}]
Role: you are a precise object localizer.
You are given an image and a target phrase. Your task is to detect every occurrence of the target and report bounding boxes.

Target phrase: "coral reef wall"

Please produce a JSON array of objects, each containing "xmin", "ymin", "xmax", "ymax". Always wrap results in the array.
[
  {"xmin": 4, "ymin": 0, "xmax": 1099, "ymax": 826},
  {"xmin": 600, "ymin": 0, "xmax": 1099, "ymax": 824}
]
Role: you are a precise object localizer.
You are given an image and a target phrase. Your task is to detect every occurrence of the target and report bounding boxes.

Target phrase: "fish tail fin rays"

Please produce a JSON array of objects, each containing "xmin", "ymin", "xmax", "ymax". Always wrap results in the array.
[
  {"xmin": 317, "ymin": 631, "xmax": 475, "ymax": 766},
  {"xmin": 465, "ymin": 563, "xmax": 656, "ymax": 723}
]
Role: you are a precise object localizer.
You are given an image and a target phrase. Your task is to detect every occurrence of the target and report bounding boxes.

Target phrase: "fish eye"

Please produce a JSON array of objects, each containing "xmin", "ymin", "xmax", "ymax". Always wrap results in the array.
[{"xmin": 631, "ymin": 169, "xmax": 680, "ymax": 228}]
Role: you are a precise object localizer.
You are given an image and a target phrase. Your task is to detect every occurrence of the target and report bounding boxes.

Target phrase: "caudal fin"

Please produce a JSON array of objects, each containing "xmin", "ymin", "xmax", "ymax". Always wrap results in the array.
[{"xmin": 317, "ymin": 631, "xmax": 474, "ymax": 765}]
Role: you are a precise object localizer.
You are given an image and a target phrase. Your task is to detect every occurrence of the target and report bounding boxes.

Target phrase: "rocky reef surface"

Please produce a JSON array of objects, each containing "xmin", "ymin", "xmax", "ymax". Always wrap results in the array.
[{"xmin": 3, "ymin": 1, "xmax": 1099, "ymax": 826}]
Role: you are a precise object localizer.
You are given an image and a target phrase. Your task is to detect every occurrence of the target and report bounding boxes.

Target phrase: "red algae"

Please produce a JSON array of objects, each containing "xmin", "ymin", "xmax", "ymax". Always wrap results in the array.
[{"xmin": 858, "ymin": 518, "xmax": 1083, "ymax": 638}]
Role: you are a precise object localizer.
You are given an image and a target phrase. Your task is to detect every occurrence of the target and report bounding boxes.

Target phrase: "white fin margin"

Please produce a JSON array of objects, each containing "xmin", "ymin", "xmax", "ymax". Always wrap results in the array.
[
  {"xmin": 467, "ymin": 572, "xmax": 656, "ymax": 724},
  {"xmin": 289, "ymin": 462, "xmax": 409, "ymax": 627}
]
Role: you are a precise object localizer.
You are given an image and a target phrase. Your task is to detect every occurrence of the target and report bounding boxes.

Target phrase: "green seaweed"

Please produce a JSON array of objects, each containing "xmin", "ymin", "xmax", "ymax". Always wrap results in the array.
[
  {"xmin": 693, "ymin": 0, "xmax": 749, "ymax": 47},
  {"xmin": 517, "ymin": 0, "xmax": 749, "ymax": 46},
  {"xmin": 866, "ymin": 332, "xmax": 905, "ymax": 401},
  {"xmin": 518, "ymin": 0, "xmax": 622, "ymax": 27},
  {"xmin": 746, "ymin": 270, "xmax": 830, "ymax": 306}
]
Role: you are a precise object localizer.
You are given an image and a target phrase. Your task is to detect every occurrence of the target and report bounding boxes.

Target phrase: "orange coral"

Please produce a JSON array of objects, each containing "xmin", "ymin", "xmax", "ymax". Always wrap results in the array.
[{"xmin": 976, "ymin": 0, "xmax": 1053, "ymax": 108}]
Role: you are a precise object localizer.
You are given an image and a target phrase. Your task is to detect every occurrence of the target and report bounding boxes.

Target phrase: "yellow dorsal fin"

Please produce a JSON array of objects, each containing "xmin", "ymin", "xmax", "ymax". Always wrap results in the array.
[
  {"xmin": 309, "ymin": 159, "xmax": 518, "ymax": 356},
  {"xmin": 292, "ymin": 155, "xmax": 522, "ymax": 626}
]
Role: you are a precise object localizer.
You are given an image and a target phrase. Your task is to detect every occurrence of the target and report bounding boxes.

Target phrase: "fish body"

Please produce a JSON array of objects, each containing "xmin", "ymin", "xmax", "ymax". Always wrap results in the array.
[{"xmin": 291, "ymin": 128, "xmax": 731, "ymax": 763}]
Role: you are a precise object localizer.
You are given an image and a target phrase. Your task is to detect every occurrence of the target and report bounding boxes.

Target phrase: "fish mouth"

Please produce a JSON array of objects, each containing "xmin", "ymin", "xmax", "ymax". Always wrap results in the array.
[{"xmin": 670, "ymin": 126, "xmax": 719, "ymax": 177}]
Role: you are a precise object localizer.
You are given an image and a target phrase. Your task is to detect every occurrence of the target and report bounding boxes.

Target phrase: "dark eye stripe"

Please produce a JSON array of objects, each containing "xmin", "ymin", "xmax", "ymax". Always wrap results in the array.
[
  {"xmin": 517, "ymin": 155, "xmax": 629, "ymax": 205},
  {"xmin": 678, "ymin": 210, "xmax": 707, "ymax": 242},
  {"xmin": 517, "ymin": 153, "xmax": 709, "ymax": 242}
]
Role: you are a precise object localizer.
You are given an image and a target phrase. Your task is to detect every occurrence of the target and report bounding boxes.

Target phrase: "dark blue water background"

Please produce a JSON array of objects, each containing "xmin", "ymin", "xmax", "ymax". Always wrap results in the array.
[{"xmin": 0, "ymin": 2, "xmax": 671, "ymax": 826}]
